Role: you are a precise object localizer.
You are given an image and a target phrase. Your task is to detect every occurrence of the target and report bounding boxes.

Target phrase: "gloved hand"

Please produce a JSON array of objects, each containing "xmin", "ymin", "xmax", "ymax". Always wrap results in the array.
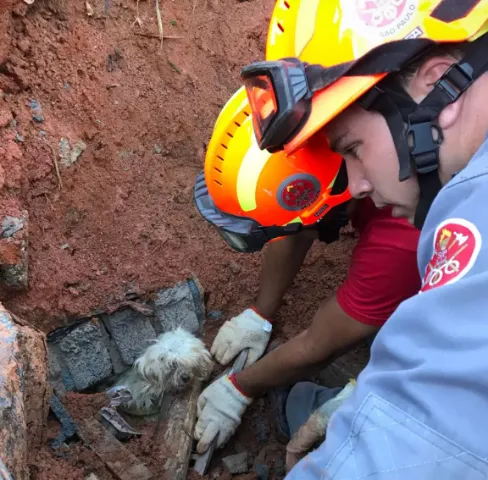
[
  {"xmin": 286, "ymin": 380, "xmax": 355, "ymax": 472},
  {"xmin": 211, "ymin": 308, "xmax": 272, "ymax": 368},
  {"xmin": 194, "ymin": 374, "xmax": 252, "ymax": 454}
]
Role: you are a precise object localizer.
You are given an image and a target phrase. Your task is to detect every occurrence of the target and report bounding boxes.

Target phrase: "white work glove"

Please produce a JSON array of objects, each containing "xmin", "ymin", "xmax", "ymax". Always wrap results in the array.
[
  {"xmin": 211, "ymin": 308, "xmax": 272, "ymax": 368},
  {"xmin": 194, "ymin": 374, "xmax": 252, "ymax": 454},
  {"xmin": 286, "ymin": 381, "xmax": 355, "ymax": 472}
]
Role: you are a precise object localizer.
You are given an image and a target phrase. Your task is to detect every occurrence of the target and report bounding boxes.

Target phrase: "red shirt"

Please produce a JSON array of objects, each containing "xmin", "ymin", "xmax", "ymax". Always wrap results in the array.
[{"xmin": 336, "ymin": 198, "xmax": 421, "ymax": 327}]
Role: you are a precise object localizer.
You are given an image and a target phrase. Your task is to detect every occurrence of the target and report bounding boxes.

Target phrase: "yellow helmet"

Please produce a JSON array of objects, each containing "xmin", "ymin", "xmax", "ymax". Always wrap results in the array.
[
  {"xmin": 193, "ymin": 1, "xmax": 354, "ymax": 252},
  {"xmin": 241, "ymin": 0, "xmax": 488, "ymax": 226}
]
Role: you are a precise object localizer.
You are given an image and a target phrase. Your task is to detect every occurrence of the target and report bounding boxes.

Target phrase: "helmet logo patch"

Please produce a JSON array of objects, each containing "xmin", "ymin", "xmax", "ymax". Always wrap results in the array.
[
  {"xmin": 277, "ymin": 174, "xmax": 320, "ymax": 211},
  {"xmin": 352, "ymin": 0, "xmax": 418, "ymax": 38},
  {"xmin": 421, "ymin": 218, "xmax": 482, "ymax": 293}
]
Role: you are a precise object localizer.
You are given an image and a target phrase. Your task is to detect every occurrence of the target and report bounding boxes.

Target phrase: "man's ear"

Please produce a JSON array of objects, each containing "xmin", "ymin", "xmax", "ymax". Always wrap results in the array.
[
  {"xmin": 407, "ymin": 56, "xmax": 457, "ymax": 103},
  {"xmin": 407, "ymin": 55, "xmax": 464, "ymax": 128}
]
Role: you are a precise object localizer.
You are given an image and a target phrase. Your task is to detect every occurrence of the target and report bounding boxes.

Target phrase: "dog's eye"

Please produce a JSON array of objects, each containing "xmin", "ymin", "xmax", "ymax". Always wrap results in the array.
[{"xmin": 181, "ymin": 374, "xmax": 190, "ymax": 383}]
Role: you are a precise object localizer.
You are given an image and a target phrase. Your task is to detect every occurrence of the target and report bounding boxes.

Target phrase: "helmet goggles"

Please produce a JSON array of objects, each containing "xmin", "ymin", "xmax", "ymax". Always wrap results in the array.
[{"xmin": 194, "ymin": 171, "xmax": 304, "ymax": 253}]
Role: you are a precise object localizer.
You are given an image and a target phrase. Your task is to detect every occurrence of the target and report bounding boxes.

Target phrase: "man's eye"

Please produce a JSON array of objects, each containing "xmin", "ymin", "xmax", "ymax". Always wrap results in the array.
[{"xmin": 344, "ymin": 145, "xmax": 359, "ymax": 158}]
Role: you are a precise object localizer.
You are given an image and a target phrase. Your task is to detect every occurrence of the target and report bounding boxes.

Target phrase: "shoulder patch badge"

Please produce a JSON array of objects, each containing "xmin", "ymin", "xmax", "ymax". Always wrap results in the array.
[{"xmin": 421, "ymin": 218, "xmax": 482, "ymax": 292}]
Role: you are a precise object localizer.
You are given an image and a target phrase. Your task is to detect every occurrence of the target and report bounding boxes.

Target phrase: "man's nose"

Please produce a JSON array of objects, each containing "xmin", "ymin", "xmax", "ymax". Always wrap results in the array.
[{"xmin": 345, "ymin": 162, "xmax": 372, "ymax": 199}]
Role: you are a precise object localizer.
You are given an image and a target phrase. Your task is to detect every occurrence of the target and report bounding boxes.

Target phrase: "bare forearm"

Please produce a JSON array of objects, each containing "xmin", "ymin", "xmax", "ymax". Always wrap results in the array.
[
  {"xmin": 255, "ymin": 233, "xmax": 314, "ymax": 318},
  {"xmin": 236, "ymin": 332, "xmax": 324, "ymax": 397},
  {"xmin": 236, "ymin": 295, "xmax": 378, "ymax": 398}
]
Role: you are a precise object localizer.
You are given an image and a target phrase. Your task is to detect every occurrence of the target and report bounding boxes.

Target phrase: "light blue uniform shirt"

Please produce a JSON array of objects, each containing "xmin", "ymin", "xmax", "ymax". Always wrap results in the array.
[{"xmin": 287, "ymin": 136, "xmax": 488, "ymax": 479}]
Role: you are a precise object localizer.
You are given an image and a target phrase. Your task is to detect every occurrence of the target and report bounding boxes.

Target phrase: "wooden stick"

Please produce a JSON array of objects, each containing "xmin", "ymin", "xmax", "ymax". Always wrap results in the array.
[
  {"xmin": 193, "ymin": 349, "xmax": 250, "ymax": 476},
  {"xmin": 134, "ymin": 32, "xmax": 183, "ymax": 39},
  {"xmin": 43, "ymin": 139, "xmax": 63, "ymax": 190}
]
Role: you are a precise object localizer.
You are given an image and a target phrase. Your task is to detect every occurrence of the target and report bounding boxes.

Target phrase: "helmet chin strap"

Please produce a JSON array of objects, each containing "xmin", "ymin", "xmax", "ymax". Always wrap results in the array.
[{"xmin": 360, "ymin": 33, "xmax": 488, "ymax": 229}]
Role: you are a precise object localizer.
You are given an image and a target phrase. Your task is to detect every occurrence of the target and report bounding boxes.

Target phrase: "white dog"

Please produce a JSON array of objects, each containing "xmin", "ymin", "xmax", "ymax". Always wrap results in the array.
[{"xmin": 114, "ymin": 328, "xmax": 213, "ymax": 416}]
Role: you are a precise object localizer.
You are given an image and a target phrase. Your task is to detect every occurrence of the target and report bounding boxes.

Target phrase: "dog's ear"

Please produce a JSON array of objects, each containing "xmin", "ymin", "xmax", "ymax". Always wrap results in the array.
[{"xmin": 193, "ymin": 348, "xmax": 214, "ymax": 381}]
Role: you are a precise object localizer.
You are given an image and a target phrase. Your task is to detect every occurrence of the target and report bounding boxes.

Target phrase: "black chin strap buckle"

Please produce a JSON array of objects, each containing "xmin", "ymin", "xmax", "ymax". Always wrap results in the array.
[
  {"xmin": 436, "ymin": 62, "xmax": 473, "ymax": 102},
  {"xmin": 406, "ymin": 119, "xmax": 443, "ymax": 175}
]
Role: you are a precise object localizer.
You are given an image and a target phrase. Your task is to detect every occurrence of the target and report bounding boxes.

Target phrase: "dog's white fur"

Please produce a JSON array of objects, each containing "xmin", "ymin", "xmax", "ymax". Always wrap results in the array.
[{"xmin": 115, "ymin": 328, "xmax": 213, "ymax": 415}]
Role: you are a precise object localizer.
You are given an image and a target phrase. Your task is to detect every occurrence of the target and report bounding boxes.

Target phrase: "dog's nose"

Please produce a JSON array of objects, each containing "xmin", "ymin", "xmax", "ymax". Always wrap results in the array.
[{"xmin": 181, "ymin": 374, "xmax": 190, "ymax": 383}]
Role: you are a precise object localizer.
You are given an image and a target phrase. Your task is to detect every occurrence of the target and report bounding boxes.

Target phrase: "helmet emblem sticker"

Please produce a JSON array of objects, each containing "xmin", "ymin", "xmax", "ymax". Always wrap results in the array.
[
  {"xmin": 351, "ymin": 0, "xmax": 418, "ymax": 38},
  {"xmin": 277, "ymin": 174, "xmax": 321, "ymax": 211},
  {"xmin": 421, "ymin": 218, "xmax": 482, "ymax": 293}
]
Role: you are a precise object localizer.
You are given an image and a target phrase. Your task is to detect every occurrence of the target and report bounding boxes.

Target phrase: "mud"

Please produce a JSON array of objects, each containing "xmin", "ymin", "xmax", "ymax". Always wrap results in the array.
[{"xmin": 0, "ymin": 0, "xmax": 355, "ymax": 477}]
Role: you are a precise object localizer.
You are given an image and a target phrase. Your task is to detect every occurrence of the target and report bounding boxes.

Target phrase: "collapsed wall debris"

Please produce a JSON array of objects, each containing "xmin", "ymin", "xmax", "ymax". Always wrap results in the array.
[{"xmin": 47, "ymin": 278, "xmax": 205, "ymax": 395}]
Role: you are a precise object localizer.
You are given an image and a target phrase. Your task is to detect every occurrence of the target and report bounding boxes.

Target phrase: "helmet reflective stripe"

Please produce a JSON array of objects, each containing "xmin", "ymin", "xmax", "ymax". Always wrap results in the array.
[
  {"xmin": 237, "ymin": 135, "xmax": 271, "ymax": 212},
  {"xmin": 286, "ymin": 216, "xmax": 303, "ymax": 225},
  {"xmin": 295, "ymin": 0, "xmax": 320, "ymax": 56}
]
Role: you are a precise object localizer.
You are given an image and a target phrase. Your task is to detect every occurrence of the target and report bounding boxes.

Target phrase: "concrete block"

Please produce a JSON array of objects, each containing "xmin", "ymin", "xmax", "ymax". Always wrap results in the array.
[
  {"xmin": 154, "ymin": 281, "xmax": 202, "ymax": 334},
  {"xmin": 47, "ymin": 345, "xmax": 75, "ymax": 395},
  {"xmin": 97, "ymin": 321, "xmax": 126, "ymax": 375},
  {"xmin": 102, "ymin": 308, "xmax": 156, "ymax": 365},
  {"xmin": 58, "ymin": 319, "xmax": 113, "ymax": 391}
]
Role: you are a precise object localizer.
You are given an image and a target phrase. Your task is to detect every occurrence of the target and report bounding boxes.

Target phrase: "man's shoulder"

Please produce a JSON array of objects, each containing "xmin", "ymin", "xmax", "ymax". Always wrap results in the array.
[{"xmin": 419, "ymin": 141, "xmax": 488, "ymax": 289}]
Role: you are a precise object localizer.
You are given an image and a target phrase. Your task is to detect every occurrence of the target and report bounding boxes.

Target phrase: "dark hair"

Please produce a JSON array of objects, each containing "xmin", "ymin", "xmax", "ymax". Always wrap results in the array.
[{"xmin": 397, "ymin": 42, "xmax": 469, "ymax": 87}]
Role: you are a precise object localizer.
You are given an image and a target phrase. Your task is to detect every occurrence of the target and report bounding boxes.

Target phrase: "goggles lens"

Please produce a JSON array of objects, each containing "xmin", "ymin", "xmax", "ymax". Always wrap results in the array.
[
  {"xmin": 218, "ymin": 230, "xmax": 249, "ymax": 252},
  {"xmin": 244, "ymin": 74, "xmax": 278, "ymax": 143}
]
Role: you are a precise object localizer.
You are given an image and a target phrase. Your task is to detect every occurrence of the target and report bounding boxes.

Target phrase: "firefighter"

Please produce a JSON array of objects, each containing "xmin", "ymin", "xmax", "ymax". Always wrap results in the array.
[
  {"xmin": 230, "ymin": 0, "xmax": 488, "ymax": 477},
  {"xmin": 193, "ymin": 85, "xmax": 420, "ymax": 462}
]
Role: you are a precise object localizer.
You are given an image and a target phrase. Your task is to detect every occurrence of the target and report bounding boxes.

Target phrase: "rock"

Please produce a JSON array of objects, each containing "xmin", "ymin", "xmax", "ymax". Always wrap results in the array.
[
  {"xmin": 154, "ymin": 280, "xmax": 203, "ymax": 334},
  {"xmin": 253, "ymin": 419, "xmax": 270, "ymax": 444},
  {"xmin": 2, "ymin": 215, "xmax": 24, "ymax": 237},
  {"xmin": 0, "ymin": 212, "xmax": 28, "ymax": 289},
  {"xmin": 49, "ymin": 393, "xmax": 78, "ymax": 447},
  {"xmin": 254, "ymin": 464, "xmax": 269, "ymax": 480},
  {"xmin": 58, "ymin": 319, "xmax": 113, "ymax": 390},
  {"xmin": 71, "ymin": 140, "xmax": 87, "ymax": 164},
  {"xmin": 17, "ymin": 38, "xmax": 31, "ymax": 55},
  {"xmin": 207, "ymin": 310, "xmax": 223, "ymax": 321},
  {"xmin": 29, "ymin": 98, "xmax": 44, "ymax": 122},
  {"xmin": 59, "ymin": 138, "xmax": 87, "ymax": 167},
  {"xmin": 101, "ymin": 308, "xmax": 156, "ymax": 365},
  {"xmin": 0, "ymin": 304, "xmax": 50, "ymax": 479},
  {"xmin": 222, "ymin": 452, "xmax": 249, "ymax": 475},
  {"xmin": 253, "ymin": 446, "xmax": 270, "ymax": 475},
  {"xmin": 85, "ymin": 474, "xmax": 100, "ymax": 480}
]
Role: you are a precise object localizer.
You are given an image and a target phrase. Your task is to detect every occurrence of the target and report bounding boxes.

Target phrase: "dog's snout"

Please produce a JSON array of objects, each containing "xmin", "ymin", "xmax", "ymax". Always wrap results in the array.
[{"xmin": 181, "ymin": 374, "xmax": 190, "ymax": 383}]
